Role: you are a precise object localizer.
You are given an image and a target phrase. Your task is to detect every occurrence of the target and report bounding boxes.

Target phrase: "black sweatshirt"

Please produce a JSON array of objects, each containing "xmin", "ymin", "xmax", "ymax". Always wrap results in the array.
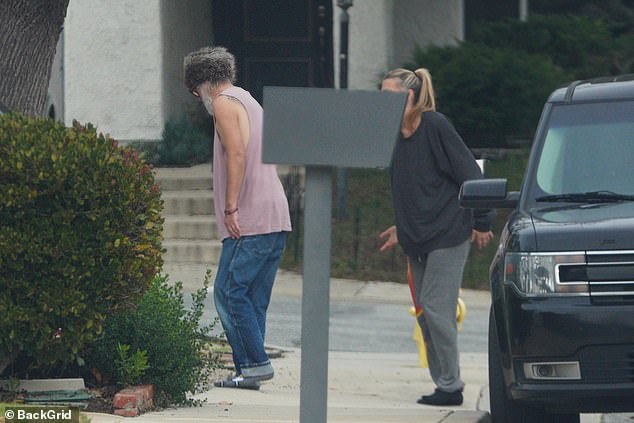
[{"xmin": 389, "ymin": 111, "xmax": 495, "ymax": 257}]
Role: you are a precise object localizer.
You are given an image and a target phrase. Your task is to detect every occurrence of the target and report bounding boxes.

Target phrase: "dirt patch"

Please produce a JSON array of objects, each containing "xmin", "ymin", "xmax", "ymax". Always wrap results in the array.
[{"xmin": 84, "ymin": 385, "xmax": 117, "ymax": 414}]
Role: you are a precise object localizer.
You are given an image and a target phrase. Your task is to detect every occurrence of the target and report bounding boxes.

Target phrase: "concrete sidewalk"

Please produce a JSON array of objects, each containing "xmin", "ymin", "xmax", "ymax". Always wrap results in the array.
[
  {"xmin": 85, "ymin": 266, "xmax": 492, "ymax": 423},
  {"xmin": 87, "ymin": 350, "xmax": 490, "ymax": 422}
]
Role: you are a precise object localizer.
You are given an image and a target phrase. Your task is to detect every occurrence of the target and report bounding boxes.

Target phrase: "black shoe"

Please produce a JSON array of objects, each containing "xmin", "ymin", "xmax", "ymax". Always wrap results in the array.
[
  {"xmin": 214, "ymin": 375, "xmax": 261, "ymax": 390},
  {"xmin": 417, "ymin": 388, "xmax": 463, "ymax": 406}
]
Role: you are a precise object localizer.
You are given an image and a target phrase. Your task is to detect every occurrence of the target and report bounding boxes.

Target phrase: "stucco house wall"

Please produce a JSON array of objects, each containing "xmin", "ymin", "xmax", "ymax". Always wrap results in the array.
[
  {"xmin": 52, "ymin": 1, "xmax": 463, "ymax": 142},
  {"xmin": 392, "ymin": 0, "xmax": 464, "ymax": 66},
  {"xmin": 63, "ymin": 0, "xmax": 164, "ymax": 141}
]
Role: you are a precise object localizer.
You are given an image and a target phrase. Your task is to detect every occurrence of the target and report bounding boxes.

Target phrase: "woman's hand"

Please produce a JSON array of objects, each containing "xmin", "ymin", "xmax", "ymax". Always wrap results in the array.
[
  {"xmin": 471, "ymin": 229, "xmax": 493, "ymax": 250},
  {"xmin": 379, "ymin": 225, "xmax": 399, "ymax": 252}
]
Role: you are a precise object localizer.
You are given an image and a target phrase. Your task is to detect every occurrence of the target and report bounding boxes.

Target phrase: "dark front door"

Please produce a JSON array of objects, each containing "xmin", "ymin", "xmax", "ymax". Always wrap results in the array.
[{"xmin": 212, "ymin": 0, "xmax": 334, "ymax": 103}]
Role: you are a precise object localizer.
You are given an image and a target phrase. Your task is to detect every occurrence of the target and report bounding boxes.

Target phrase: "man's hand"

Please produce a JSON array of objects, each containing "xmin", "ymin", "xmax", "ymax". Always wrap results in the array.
[
  {"xmin": 379, "ymin": 225, "xmax": 398, "ymax": 252},
  {"xmin": 225, "ymin": 212, "xmax": 241, "ymax": 239},
  {"xmin": 471, "ymin": 229, "xmax": 493, "ymax": 250}
]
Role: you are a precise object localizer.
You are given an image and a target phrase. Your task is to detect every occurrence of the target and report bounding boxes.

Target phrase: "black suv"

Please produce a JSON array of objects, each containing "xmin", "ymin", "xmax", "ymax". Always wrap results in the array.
[{"xmin": 460, "ymin": 75, "xmax": 634, "ymax": 423}]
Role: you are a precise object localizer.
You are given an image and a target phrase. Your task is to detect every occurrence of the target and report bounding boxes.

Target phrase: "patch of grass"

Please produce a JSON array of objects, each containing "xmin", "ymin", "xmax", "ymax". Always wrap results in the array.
[{"xmin": 281, "ymin": 149, "xmax": 530, "ymax": 290}]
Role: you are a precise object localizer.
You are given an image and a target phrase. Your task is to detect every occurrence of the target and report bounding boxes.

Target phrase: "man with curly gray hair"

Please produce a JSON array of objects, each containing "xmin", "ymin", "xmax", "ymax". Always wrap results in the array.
[{"xmin": 184, "ymin": 46, "xmax": 292, "ymax": 390}]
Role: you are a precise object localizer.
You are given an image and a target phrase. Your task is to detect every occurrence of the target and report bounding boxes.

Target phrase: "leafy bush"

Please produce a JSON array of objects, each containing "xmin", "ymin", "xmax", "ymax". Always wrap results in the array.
[
  {"xmin": 407, "ymin": 13, "xmax": 634, "ymax": 147},
  {"xmin": 154, "ymin": 114, "xmax": 212, "ymax": 166},
  {"xmin": 115, "ymin": 343, "xmax": 149, "ymax": 387},
  {"xmin": 408, "ymin": 43, "xmax": 568, "ymax": 147},
  {"xmin": 0, "ymin": 113, "xmax": 164, "ymax": 376},
  {"xmin": 531, "ymin": 0, "xmax": 634, "ymax": 37},
  {"xmin": 86, "ymin": 272, "xmax": 219, "ymax": 406},
  {"xmin": 471, "ymin": 15, "xmax": 615, "ymax": 79}
]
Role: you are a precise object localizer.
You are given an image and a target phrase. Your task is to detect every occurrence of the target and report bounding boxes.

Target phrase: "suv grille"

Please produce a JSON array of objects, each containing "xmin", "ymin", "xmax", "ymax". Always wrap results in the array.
[
  {"xmin": 578, "ymin": 345, "xmax": 634, "ymax": 383},
  {"xmin": 558, "ymin": 251, "xmax": 634, "ymax": 304}
]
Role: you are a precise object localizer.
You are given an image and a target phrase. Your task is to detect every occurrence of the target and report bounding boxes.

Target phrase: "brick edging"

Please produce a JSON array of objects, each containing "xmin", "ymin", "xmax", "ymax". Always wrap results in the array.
[{"xmin": 113, "ymin": 384, "xmax": 154, "ymax": 417}]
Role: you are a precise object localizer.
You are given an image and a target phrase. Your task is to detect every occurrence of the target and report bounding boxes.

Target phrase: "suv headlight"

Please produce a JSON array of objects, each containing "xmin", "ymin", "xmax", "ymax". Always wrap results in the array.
[{"xmin": 504, "ymin": 252, "xmax": 587, "ymax": 296}]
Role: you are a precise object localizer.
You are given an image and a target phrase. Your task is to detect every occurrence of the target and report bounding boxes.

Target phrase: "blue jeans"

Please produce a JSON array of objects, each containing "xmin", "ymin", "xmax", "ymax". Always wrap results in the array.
[{"xmin": 213, "ymin": 232, "xmax": 287, "ymax": 378}]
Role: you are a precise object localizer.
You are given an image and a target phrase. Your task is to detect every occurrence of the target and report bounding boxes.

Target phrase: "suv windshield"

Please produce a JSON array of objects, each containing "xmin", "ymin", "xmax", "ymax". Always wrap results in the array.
[{"xmin": 529, "ymin": 100, "xmax": 634, "ymax": 204}]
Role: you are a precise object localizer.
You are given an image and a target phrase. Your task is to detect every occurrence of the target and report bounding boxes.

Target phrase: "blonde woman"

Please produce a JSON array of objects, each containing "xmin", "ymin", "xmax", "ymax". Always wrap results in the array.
[{"xmin": 379, "ymin": 68, "xmax": 494, "ymax": 406}]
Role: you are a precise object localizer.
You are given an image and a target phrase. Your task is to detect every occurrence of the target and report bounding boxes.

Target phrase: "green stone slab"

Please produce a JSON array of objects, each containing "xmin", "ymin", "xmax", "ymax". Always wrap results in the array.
[{"xmin": 24, "ymin": 389, "xmax": 93, "ymax": 403}]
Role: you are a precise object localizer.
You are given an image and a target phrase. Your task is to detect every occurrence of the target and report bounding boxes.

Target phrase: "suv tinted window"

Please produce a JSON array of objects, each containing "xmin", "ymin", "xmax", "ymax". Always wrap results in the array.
[{"xmin": 528, "ymin": 100, "xmax": 634, "ymax": 203}]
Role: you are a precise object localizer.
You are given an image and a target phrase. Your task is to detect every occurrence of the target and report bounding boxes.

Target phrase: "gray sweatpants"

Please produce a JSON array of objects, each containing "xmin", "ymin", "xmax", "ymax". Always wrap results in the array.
[{"xmin": 409, "ymin": 239, "xmax": 470, "ymax": 393}]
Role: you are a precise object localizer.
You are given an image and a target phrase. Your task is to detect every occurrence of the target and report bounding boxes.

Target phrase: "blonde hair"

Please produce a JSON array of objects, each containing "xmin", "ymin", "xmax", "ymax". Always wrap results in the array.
[{"xmin": 383, "ymin": 68, "xmax": 436, "ymax": 113}]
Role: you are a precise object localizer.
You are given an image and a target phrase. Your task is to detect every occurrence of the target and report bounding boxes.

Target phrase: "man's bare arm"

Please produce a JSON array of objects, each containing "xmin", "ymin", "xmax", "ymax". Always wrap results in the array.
[{"xmin": 213, "ymin": 95, "xmax": 247, "ymax": 237}]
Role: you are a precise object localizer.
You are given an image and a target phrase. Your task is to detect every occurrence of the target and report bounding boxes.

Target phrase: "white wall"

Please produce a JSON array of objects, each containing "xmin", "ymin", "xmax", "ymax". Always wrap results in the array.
[
  {"xmin": 64, "ymin": 0, "xmax": 164, "ymax": 141},
  {"xmin": 334, "ymin": 0, "xmax": 393, "ymax": 90},
  {"xmin": 392, "ymin": 0, "xmax": 464, "ymax": 67},
  {"xmin": 333, "ymin": 0, "xmax": 464, "ymax": 90}
]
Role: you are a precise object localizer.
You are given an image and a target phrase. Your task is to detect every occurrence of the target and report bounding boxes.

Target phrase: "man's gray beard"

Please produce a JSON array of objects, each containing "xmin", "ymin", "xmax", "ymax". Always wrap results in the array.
[{"xmin": 202, "ymin": 94, "xmax": 214, "ymax": 115}]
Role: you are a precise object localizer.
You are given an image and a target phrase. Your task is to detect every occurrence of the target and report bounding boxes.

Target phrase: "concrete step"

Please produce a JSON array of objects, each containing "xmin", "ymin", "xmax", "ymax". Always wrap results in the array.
[
  {"xmin": 162, "ymin": 239, "xmax": 222, "ymax": 264},
  {"xmin": 162, "ymin": 191, "xmax": 214, "ymax": 215},
  {"xmin": 154, "ymin": 164, "xmax": 212, "ymax": 191},
  {"xmin": 156, "ymin": 175, "xmax": 212, "ymax": 191},
  {"xmin": 154, "ymin": 166, "xmax": 219, "ymax": 265},
  {"xmin": 163, "ymin": 215, "xmax": 218, "ymax": 240}
]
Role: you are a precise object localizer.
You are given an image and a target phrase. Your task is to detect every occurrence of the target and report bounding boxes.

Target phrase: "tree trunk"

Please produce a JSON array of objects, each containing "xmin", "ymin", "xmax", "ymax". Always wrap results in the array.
[{"xmin": 0, "ymin": 0, "xmax": 69, "ymax": 116}]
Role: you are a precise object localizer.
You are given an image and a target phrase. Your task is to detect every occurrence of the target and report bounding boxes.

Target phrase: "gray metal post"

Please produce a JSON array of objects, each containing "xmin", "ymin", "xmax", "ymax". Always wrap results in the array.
[{"xmin": 299, "ymin": 166, "xmax": 332, "ymax": 423}]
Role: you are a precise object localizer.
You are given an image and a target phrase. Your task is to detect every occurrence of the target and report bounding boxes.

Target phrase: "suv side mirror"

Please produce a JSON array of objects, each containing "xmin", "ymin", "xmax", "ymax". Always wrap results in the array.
[{"xmin": 459, "ymin": 178, "xmax": 520, "ymax": 209}]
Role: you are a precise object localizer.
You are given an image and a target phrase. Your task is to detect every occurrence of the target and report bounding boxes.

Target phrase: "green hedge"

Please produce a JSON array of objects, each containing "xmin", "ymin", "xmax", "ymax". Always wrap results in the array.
[
  {"xmin": 407, "ymin": 14, "xmax": 634, "ymax": 147},
  {"xmin": 408, "ymin": 42, "xmax": 568, "ymax": 147},
  {"xmin": 0, "ymin": 114, "xmax": 164, "ymax": 376},
  {"xmin": 155, "ymin": 115, "xmax": 212, "ymax": 166},
  {"xmin": 471, "ymin": 15, "xmax": 616, "ymax": 79}
]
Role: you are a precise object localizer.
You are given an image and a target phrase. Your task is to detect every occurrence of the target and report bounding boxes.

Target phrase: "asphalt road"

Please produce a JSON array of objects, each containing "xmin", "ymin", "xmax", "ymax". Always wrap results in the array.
[{"xmin": 262, "ymin": 295, "xmax": 489, "ymax": 354}]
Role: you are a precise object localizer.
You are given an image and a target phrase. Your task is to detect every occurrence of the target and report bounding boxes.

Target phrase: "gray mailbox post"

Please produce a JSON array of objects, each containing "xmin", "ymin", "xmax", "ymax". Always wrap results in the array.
[{"xmin": 263, "ymin": 87, "xmax": 405, "ymax": 423}]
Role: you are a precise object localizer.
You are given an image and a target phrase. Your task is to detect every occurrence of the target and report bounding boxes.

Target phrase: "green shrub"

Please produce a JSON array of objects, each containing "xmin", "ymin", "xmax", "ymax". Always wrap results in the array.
[
  {"xmin": 408, "ymin": 43, "xmax": 569, "ymax": 147},
  {"xmin": 115, "ymin": 343, "xmax": 149, "ymax": 387},
  {"xmin": 86, "ymin": 272, "xmax": 219, "ymax": 407},
  {"xmin": 531, "ymin": 1, "xmax": 634, "ymax": 39},
  {"xmin": 154, "ymin": 115, "xmax": 212, "ymax": 166},
  {"xmin": 471, "ymin": 15, "xmax": 615, "ymax": 79},
  {"xmin": 0, "ymin": 113, "xmax": 164, "ymax": 376}
]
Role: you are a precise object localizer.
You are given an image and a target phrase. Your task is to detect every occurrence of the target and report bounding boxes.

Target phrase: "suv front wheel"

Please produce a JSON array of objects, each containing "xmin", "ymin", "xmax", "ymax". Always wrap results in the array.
[{"xmin": 488, "ymin": 308, "xmax": 579, "ymax": 423}]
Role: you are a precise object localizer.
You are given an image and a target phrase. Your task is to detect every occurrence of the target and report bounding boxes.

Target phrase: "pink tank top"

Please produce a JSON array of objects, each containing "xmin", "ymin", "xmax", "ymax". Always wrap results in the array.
[{"xmin": 213, "ymin": 86, "xmax": 292, "ymax": 240}]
